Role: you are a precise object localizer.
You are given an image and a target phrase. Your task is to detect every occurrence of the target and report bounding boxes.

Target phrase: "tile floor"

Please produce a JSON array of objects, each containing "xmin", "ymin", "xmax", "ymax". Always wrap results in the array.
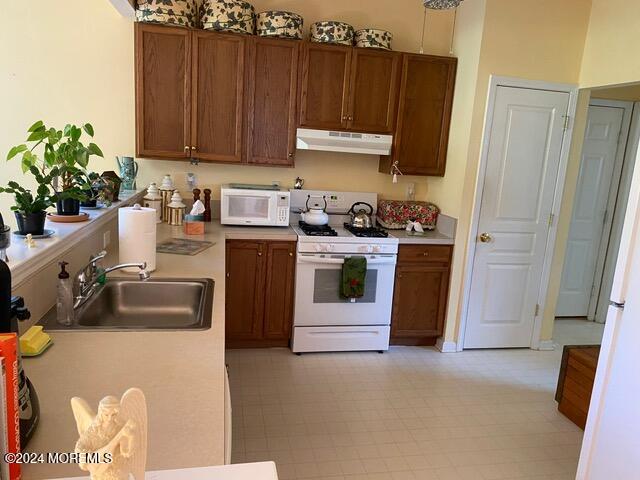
[{"xmin": 227, "ymin": 320, "xmax": 604, "ymax": 480}]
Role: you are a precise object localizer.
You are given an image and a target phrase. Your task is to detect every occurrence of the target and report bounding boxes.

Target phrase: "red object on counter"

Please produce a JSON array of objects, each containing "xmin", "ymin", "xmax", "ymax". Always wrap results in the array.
[
  {"xmin": 376, "ymin": 200, "xmax": 439, "ymax": 230},
  {"xmin": 0, "ymin": 333, "xmax": 21, "ymax": 480}
]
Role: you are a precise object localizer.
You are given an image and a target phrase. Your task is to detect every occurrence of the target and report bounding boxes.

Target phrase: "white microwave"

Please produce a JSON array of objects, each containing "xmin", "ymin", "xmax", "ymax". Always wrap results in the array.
[{"xmin": 220, "ymin": 185, "xmax": 290, "ymax": 226}]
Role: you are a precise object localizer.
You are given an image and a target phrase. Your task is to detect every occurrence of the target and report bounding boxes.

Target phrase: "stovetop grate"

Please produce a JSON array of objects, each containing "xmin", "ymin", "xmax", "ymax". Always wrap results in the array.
[
  {"xmin": 343, "ymin": 223, "xmax": 389, "ymax": 238},
  {"xmin": 298, "ymin": 221, "xmax": 338, "ymax": 236}
]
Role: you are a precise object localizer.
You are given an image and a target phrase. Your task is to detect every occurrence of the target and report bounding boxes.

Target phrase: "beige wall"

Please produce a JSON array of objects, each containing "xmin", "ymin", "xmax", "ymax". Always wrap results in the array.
[
  {"xmin": 592, "ymin": 83, "xmax": 640, "ymax": 101},
  {"xmin": 0, "ymin": 0, "xmax": 458, "ymax": 227},
  {"xmin": 580, "ymin": 0, "xmax": 640, "ymax": 89},
  {"xmin": 441, "ymin": 0, "xmax": 592, "ymax": 344}
]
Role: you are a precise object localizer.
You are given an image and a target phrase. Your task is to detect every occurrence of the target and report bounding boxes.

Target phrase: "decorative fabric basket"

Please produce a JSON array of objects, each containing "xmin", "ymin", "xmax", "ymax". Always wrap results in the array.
[
  {"xmin": 201, "ymin": 0, "xmax": 256, "ymax": 35},
  {"xmin": 310, "ymin": 21, "xmax": 355, "ymax": 46},
  {"xmin": 376, "ymin": 200, "xmax": 440, "ymax": 230},
  {"xmin": 136, "ymin": 0, "xmax": 197, "ymax": 28},
  {"xmin": 256, "ymin": 11, "xmax": 304, "ymax": 39},
  {"xmin": 354, "ymin": 29, "xmax": 393, "ymax": 50}
]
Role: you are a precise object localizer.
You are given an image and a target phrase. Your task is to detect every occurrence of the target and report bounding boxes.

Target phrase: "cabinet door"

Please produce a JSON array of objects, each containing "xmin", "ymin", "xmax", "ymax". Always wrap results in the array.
[
  {"xmin": 381, "ymin": 54, "xmax": 457, "ymax": 176},
  {"xmin": 246, "ymin": 38, "xmax": 300, "ymax": 166},
  {"xmin": 299, "ymin": 43, "xmax": 351, "ymax": 130},
  {"xmin": 347, "ymin": 49, "xmax": 400, "ymax": 133},
  {"xmin": 263, "ymin": 242, "xmax": 296, "ymax": 342},
  {"xmin": 225, "ymin": 240, "xmax": 265, "ymax": 342},
  {"xmin": 391, "ymin": 264, "xmax": 450, "ymax": 339},
  {"xmin": 191, "ymin": 31, "xmax": 245, "ymax": 163},
  {"xmin": 135, "ymin": 23, "xmax": 191, "ymax": 159}
]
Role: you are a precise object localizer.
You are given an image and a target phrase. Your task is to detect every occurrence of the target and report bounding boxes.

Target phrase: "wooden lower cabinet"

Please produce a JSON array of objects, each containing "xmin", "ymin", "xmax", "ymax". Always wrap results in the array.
[
  {"xmin": 390, "ymin": 245, "xmax": 453, "ymax": 345},
  {"xmin": 225, "ymin": 240, "xmax": 295, "ymax": 348}
]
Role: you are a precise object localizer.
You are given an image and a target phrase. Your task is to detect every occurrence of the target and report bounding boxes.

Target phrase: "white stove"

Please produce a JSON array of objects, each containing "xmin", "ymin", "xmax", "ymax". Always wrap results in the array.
[{"xmin": 290, "ymin": 190, "xmax": 399, "ymax": 353}]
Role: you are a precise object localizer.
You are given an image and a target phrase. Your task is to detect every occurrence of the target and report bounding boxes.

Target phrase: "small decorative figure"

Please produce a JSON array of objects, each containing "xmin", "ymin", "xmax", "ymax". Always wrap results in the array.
[
  {"xmin": 192, "ymin": 188, "xmax": 201, "ymax": 203},
  {"xmin": 203, "ymin": 188, "xmax": 212, "ymax": 222},
  {"xmin": 71, "ymin": 388, "xmax": 147, "ymax": 480},
  {"xmin": 24, "ymin": 234, "xmax": 36, "ymax": 248}
]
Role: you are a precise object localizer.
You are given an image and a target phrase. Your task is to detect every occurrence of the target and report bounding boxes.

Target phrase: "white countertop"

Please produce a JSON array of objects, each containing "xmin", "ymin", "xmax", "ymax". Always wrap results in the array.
[
  {"xmin": 5, "ymin": 190, "xmax": 145, "ymax": 287},
  {"xmin": 387, "ymin": 228, "xmax": 455, "ymax": 245},
  {"xmin": 21, "ymin": 222, "xmax": 294, "ymax": 480}
]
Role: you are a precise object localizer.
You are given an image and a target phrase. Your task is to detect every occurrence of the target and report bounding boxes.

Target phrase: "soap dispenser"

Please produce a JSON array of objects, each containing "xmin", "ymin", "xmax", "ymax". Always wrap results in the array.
[{"xmin": 56, "ymin": 261, "xmax": 74, "ymax": 326}]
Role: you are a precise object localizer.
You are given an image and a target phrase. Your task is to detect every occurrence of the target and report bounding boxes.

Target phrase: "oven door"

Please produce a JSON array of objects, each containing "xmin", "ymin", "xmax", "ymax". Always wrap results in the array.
[
  {"xmin": 294, "ymin": 253, "xmax": 397, "ymax": 326},
  {"xmin": 221, "ymin": 191, "xmax": 277, "ymax": 226}
]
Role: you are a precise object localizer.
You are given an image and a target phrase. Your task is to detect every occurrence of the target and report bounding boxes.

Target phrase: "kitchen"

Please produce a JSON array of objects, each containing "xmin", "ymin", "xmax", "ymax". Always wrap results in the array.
[{"xmin": 2, "ymin": 1, "xmax": 640, "ymax": 480}]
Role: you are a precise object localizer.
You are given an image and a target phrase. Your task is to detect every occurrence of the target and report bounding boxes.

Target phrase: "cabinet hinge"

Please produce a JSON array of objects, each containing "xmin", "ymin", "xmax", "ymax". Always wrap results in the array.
[
  {"xmin": 548, "ymin": 213, "xmax": 555, "ymax": 227},
  {"xmin": 563, "ymin": 115, "xmax": 571, "ymax": 131},
  {"xmin": 603, "ymin": 209, "xmax": 608, "ymax": 225},
  {"xmin": 534, "ymin": 304, "xmax": 540, "ymax": 317}
]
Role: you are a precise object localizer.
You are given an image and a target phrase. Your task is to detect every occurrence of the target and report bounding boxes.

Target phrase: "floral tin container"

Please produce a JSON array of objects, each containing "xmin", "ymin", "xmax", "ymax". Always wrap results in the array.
[
  {"xmin": 310, "ymin": 21, "xmax": 355, "ymax": 46},
  {"xmin": 256, "ymin": 11, "xmax": 304, "ymax": 39},
  {"xmin": 136, "ymin": 0, "xmax": 197, "ymax": 28},
  {"xmin": 376, "ymin": 200, "xmax": 440, "ymax": 230},
  {"xmin": 201, "ymin": 0, "xmax": 256, "ymax": 35},
  {"xmin": 354, "ymin": 29, "xmax": 393, "ymax": 50}
]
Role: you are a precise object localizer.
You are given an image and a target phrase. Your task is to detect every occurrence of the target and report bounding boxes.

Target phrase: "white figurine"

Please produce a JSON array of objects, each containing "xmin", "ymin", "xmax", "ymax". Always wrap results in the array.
[
  {"xmin": 24, "ymin": 234, "xmax": 36, "ymax": 248},
  {"xmin": 71, "ymin": 388, "xmax": 148, "ymax": 480}
]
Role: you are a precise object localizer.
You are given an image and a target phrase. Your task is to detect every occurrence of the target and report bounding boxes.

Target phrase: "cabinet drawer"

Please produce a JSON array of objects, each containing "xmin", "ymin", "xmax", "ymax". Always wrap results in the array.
[{"xmin": 398, "ymin": 245, "xmax": 452, "ymax": 264}]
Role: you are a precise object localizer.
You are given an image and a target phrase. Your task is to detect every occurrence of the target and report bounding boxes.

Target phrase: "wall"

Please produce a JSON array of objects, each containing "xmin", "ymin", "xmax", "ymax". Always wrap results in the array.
[
  {"xmin": 580, "ymin": 0, "xmax": 640, "ymax": 89},
  {"xmin": 442, "ymin": 0, "xmax": 593, "ymax": 345},
  {"xmin": 0, "ymin": 0, "xmax": 458, "ymax": 223},
  {"xmin": 592, "ymin": 83, "xmax": 640, "ymax": 101}
]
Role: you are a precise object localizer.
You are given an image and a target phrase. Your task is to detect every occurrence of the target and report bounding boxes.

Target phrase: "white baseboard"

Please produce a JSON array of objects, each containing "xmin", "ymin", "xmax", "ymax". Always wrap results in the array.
[
  {"xmin": 436, "ymin": 337, "xmax": 458, "ymax": 353},
  {"xmin": 536, "ymin": 340, "xmax": 556, "ymax": 351}
]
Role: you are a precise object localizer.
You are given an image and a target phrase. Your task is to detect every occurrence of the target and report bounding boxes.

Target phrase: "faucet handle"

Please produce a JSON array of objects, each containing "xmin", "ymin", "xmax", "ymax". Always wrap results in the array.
[{"xmin": 90, "ymin": 250, "xmax": 107, "ymax": 263}]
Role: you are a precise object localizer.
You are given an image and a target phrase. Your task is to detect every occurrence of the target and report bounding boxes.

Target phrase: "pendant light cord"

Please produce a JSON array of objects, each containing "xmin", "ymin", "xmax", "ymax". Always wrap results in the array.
[{"xmin": 420, "ymin": 6, "xmax": 427, "ymax": 54}]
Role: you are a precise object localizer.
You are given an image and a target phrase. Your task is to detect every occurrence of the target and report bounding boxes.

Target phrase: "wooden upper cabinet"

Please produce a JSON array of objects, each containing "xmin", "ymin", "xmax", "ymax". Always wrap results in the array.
[
  {"xmin": 262, "ymin": 242, "xmax": 296, "ymax": 340},
  {"xmin": 245, "ymin": 38, "xmax": 300, "ymax": 166},
  {"xmin": 225, "ymin": 240, "xmax": 265, "ymax": 342},
  {"xmin": 348, "ymin": 49, "xmax": 400, "ymax": 133},
  {"xmin": 299, "ymin": 43, "xmax": 351, "ymax": 130},
  {"xmin": 191, "ymin": 31, "xmax": 245, "ymax": 163},
  {"xmin": 135, "ymin": 23, "xmax": 191, "ymax": 159},
  {"xmin": 380, "ymin": 54, "xmax": 457, "ymax": 176}
]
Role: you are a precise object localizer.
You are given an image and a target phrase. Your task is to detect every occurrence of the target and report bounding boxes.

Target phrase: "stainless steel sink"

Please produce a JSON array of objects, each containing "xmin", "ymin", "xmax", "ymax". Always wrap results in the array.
[{"xmin": 40, "ymin": 278, "xmax": 214, "ymax": 331}]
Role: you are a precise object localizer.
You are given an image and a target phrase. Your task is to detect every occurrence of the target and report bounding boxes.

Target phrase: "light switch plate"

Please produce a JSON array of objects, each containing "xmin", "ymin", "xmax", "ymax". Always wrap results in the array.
[{"xmin": 103, "ymin": 230, "xmax": 111, "ymax": 249}]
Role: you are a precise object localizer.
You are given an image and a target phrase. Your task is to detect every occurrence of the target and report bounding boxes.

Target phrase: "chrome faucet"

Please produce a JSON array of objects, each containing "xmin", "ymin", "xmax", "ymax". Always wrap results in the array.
[{"xmin": 73, "ymin": 251, "xmax": 150, "ymax": 310}]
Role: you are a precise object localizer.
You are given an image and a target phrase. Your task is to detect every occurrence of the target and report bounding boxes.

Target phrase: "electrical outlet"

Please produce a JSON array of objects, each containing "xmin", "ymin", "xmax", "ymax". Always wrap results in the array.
[
  {"xmin": 103, "ymin": 230, "xmax": 111, "ymax": 249},
  {"xmin": 406, "ymin": 182, "xmax": 416, "ymax": 201}
]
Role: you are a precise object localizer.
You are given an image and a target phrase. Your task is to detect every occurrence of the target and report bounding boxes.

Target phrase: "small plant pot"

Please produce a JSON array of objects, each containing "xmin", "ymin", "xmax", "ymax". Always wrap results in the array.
[
  {"xmin": 15, "ymin": 211, "xmax": 46, "ymax": 236},
  {"xmin": 56, "ymin": 197, "xmax": 80, "ymax": 216},
  {"xmin": 80, "ymin": 189, "xmax": 100, "ymax": 208}
]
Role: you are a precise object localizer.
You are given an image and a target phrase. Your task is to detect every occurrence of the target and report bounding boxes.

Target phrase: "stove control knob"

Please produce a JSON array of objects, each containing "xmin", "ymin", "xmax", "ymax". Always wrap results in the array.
[
  {"xmin": 372, "ymin": 245, "xmax": 382, "ymax": 253},
  {"xmin": 358, "ymin": 245, "xmax": 369, "ymax": 253},
  {"xmin": 314, "ymin": 244, "xmax": 323, "ymax": 252},
  {"xmin": 326, "ymin": 244, "xmax": 335, "ymax": 252}
]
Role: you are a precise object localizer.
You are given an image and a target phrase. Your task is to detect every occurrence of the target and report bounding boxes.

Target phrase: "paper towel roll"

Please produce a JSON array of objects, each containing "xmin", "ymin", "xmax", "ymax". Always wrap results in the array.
[{"xmin": 119, "ymin": 204, "xmax": 157, "ymax": 272}]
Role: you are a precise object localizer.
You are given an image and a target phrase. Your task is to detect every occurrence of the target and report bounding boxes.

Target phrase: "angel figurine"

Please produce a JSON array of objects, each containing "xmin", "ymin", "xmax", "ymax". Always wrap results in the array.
[{"xmin": 71, "ymin": 388, "xmax": 147, "ymax": 480}]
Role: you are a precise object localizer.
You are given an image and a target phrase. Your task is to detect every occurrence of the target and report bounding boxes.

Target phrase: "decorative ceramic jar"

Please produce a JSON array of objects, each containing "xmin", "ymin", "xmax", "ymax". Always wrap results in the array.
[
  {"xmin": 310, "ymin": 21, "xmax": 355, "ymax": 46},
  {"xmin": 201, "ymin": 0, "xmax": 256, "ymax": 35},
  {"xmin": 167, "ymin": 191, "xmax": 186, "ymax": 226},
  {"xmin": 354, "ymin": 29, "xmax": 393, "ymax": 50},
  {"xmin": 256, "ymin": 11, "xmax": 304, "ymax": 39},
  {"xmin": 135, "ymin": 0, "xmax": 198, "ymax": 28},
  {"xmin": 143, "ymin": 183, "xmax": 163, "ymax": 224},
  {"xmin": 158, "ymin": 175, "xmax": 175, "ymax": 223}
]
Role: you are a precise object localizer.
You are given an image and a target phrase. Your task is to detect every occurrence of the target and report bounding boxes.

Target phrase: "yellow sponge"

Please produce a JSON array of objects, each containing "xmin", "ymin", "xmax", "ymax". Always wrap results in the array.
[{"xmin": 20, "ymin": 326, "xmax": 53, "ymax": 357}]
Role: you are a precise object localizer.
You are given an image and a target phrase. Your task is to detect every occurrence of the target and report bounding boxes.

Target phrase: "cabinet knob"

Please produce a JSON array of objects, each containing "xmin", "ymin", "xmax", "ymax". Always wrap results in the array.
[
  {"xmin": 226, "ymin": 273, "xmax": 230, "ymax": 278},
  {"xmin": 257, "ymin": 252, "xmax": 262, "ymax": 256},
  {"xmin": 289, "ymin": 252, "xmax": 293, "ymax": 256},
  {"xmin": 191, "ymin": 146, "xmax": 197, "ymax": 151},
  {"xmin": 342, "ymin": 115, "xmax": 348, "ymax": 121},
  {"xmin": 184, "ymin": 146, "xmax": 190, "ymax": 152},
  {"xmin": 348, "ymin": 115, "xmax": 353, "ymax": 121},
  {"xmin": 288, "ymin": 153, "xmax": 294, "ymax": 158},
  {"xmin": 423, "ymin": 252, "xmax": 429, "ymax": 256}
]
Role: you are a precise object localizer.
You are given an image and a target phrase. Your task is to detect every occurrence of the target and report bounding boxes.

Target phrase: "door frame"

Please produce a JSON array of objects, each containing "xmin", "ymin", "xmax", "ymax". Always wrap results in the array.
[
  {"xmin": 579, "ymin": 99, "xmax": 634, "ymax": 320},
  {"xmin": 593, "ymin": 101, "xmax": 639, "ymax": 323},
  {"xmin": 457, "ymin": 76, "xmax": 579, "ymax": 351}
]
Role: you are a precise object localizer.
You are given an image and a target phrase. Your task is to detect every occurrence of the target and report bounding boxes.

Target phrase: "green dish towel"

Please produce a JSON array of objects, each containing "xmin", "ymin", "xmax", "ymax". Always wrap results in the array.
[{"xmin": 341, "ymin": 256, "xmax": 367, "ymax": 298}]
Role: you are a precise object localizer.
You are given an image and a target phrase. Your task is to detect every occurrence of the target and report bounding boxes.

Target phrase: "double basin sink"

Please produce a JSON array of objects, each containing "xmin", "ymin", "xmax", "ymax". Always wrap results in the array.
[{"xmin": 40, "ymin": 278, "xmax": 214, "ymax": 331}]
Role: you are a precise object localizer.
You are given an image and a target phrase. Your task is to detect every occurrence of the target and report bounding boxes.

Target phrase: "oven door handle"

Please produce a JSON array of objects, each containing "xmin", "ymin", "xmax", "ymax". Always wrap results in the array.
[{"xmin": 297, "ymin": 255, "xmax": 396, "ymax": 265}]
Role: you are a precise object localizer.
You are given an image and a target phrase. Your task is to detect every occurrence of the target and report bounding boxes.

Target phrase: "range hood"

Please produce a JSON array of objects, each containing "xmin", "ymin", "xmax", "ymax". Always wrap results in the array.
[{"xmin": 296, "ymin": 128, "xmax": 393, "ymax": 156}]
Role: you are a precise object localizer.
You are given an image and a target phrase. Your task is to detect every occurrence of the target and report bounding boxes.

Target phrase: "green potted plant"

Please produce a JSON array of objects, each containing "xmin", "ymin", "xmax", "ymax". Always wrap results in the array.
[
  {"xmin": 8, "ymin": 121, "xmax": 104, "ymax": 216},
  {"xmin": 0, "ymin": 167, "xmax": 59, "ymax": 235},
  {"xmin": 78, "ymin": 171, "xmax": 113, "ymax": 208}
]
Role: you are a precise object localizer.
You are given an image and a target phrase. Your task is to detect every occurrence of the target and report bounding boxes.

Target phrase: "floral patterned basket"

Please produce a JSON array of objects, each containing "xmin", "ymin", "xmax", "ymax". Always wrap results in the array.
[
  {"xmin": 376, "ymin": 200, "xmax": 440, "ymax": 230},
  {"xmin": 201, "ymin": 0, "xmax": 256, "ymax": 35},
  {"xmin": 310, "ymin": 21, "xmax": 355, "ymax": 46},
  {"xmin": 136, "ymin": 0, "xmax": 198, "ymax": 27},
  {"xmin": 256, "ymin": 11, "xmax": 304, "ymax": 39},
  {"xmin": 354, "ymin": 29, "xmax": 393, "ymax": 50}
]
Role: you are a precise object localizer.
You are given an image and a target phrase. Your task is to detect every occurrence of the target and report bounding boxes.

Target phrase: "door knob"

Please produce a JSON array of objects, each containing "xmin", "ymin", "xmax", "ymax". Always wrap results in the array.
[{"xmin": 479, "ymin": 232, "xmax": 493, "ymax": 243}]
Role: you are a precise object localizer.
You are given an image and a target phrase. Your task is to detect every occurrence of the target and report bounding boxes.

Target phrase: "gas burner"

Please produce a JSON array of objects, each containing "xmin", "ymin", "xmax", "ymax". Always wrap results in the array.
[
  {"xmin": 343, "ymin": 223, "xmax": 389, "ymax": 238},
  {"xmin": 298, "ymin": 221, "xmax": 338, "ymax": 236}
]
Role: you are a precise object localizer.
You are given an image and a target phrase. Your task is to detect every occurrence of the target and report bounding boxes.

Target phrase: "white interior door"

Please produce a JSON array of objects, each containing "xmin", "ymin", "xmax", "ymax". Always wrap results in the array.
[
  {"xmin": 577, "ymin": 153, "xmax": 640, "ymax": 478},
  {"xmin": 556, "ymin": 105, "xmax": 625, "ymax": 317},
  {"xmin": 464, "ymin": 86, "xmax": 570, "ymax": 349}
]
